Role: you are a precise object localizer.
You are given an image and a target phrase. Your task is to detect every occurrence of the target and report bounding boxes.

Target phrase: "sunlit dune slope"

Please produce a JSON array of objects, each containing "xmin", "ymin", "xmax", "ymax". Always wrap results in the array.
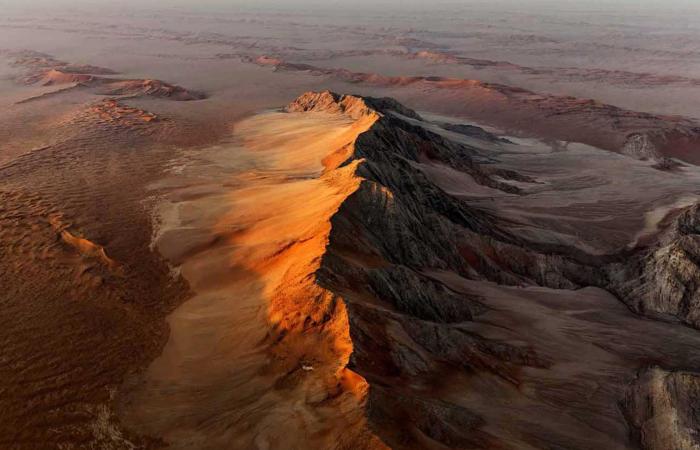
[{"xmin": 118, "ymin": 94, "xmax": 388, "ymax": 450}]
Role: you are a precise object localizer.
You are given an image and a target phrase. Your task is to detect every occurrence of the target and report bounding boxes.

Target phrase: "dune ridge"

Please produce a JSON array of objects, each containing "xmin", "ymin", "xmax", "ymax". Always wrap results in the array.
[
  {"xmin": 4, "ymin": 6, "xmax": 700, "ymax": 449},
  {"xmin": 4, "ymin": 50, "xmax": 206, "ymax": 102},
  {"xmin": 254, "ymin": 47, "xmax": 700, "ymax": 89},
  {"xmin": 117, "ymin": 94, "xmax": 390, "ymax": 449}
]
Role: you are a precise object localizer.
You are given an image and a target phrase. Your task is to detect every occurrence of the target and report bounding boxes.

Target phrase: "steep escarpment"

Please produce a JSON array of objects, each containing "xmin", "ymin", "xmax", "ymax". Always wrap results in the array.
[
  {"xmin": 290, "ymin": 92, "xmax": 604, "ymax": 288},
  {"xmin": 609, "ymin": 204, "xmax": 700, "ymax": 328},
  {"xmin": 293, "ymin": 92, "xmax": 700, "ymax": 335}
]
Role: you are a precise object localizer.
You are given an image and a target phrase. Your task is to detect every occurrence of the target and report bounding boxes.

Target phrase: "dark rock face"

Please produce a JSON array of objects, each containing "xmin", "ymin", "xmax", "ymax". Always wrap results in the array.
[
  {"xmin": 290, "ymin": 91, "xmax": 607, "ymax": 447},
  {"xmin": 367, "ymin": 386, "xmax": 497, "ymax": 449},
  {"xmin": 609, "ymin": 204, "xmax": 700, "ymax": 327},
  {"xmin": 284, "ymin": 91, "xmax": 700, "ymax": 449},
  {"xmin": 366, "ymin": 266, "xmax": 480, "ymax": 323},
  {"xmin": 624, "ymin": 367, "xmax": 700, "ymax": 450}
]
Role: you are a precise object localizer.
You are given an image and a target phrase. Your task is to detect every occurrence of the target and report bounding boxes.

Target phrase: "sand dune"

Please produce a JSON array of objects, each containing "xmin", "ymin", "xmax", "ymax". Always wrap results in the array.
[
  {"xmin": 118, "ymin": 99, "xmax": 386, "ymax": 450},
  {"xmin": 0, "ymin": 61, "xmax": 224, "ymax": 445},
  {"xmin": 5, "ymin": 50, "xmax": 206, "ymax": 102},
  {"xmin": 3, "ymin": 49, "xmax": 118, "ymax": 79}
]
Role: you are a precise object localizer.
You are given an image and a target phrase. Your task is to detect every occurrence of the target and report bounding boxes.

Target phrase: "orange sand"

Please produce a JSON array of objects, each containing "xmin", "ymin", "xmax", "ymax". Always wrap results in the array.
[{"xmin": 118, "ymin": 109, "xmax": 387, "ymax": 449}]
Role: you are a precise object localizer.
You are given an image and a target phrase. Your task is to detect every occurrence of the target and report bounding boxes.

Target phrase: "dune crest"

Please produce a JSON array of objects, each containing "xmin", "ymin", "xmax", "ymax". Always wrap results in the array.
[
  {"xmin": 4, "ymin": 50, "xmax": 206, "ymax": 102},
  {"xmin": 117, "ymin": 93, "xmax": 390, "ymax": 449},
  {"xmin": 123, "ymin": 90, "xmax": 700, "ymax": 449}
]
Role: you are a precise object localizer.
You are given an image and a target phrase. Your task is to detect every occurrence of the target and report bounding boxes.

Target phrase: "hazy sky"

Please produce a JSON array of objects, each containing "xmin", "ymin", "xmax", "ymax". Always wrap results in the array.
[{"xmin": 3, "ymin": 0, "xmax": 700, "ymax": 12}]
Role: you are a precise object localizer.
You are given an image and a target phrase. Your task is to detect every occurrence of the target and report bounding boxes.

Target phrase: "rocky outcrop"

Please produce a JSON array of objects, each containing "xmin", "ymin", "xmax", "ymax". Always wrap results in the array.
[
  {"xmin": 609, "ymin": 204, "xmax": 700, "ymax": 327},
  {"xmin": 624, "ymin": 367, "xmax": 700, "ymax": 450},
  {"xmin": 286, "ymin": 90, "xmax": 421, "ymax": 121},
  {"xmin": 288, "ymin": 91, "xmax": 533, "ymax": 196}
]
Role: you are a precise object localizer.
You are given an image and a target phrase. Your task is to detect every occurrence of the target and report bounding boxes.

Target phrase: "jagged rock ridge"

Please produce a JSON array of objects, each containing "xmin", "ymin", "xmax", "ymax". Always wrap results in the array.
[{"xmin": 273, "ymin": 91, "xmax": 700, "ymax": 449}]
